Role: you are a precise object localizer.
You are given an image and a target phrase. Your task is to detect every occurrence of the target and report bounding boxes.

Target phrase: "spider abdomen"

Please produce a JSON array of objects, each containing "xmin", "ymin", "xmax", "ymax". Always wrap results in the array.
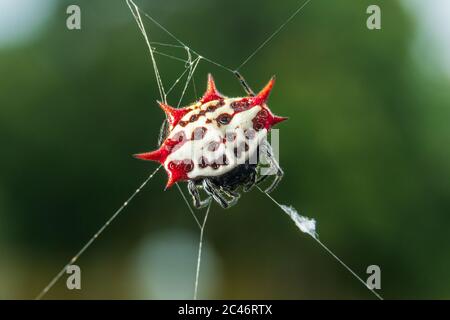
[
  {"xmin": 134, "ymin": 74, "xmax": 287, "ymax": 190},
  {"xmin": 165, "ymin": 100, "xmax": 265, "ymax": 181}
]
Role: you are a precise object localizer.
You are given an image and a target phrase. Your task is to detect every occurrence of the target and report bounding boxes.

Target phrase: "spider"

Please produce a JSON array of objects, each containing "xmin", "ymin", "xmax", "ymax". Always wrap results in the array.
[{"xmin": 134, "ymin": 73, "xmax": 287, "ymax": 209}]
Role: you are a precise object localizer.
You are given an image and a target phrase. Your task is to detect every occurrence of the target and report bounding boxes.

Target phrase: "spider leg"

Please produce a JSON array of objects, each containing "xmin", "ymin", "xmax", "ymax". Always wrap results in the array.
[
  {"xmin": 221, "ymin": 187, "xmax": 241, "ymax": 200},
  {"xmin": 202, "ymin": 179, "xmax": 227, "ymax": 208},
  {"xmin": 258, "ymin": 141, "xmax": 284, "ymax": 193},
  {"xmin": 188, "ymin": 180, "xmax": 211, "ymax": 209},
  {"xmin": 234, "ymin": 71, "xmax": 255, "ymax": 97},
  {"xmin": 265, "ymin": 164, "xmax": 284, "ymax": 193},
  {"xmin": 157, "ymin": 120, "xmax": 169, "ymax": 146},
  {"xmin": 221, "ymin": 192, "xmax": 239, "ymax": 208},
  {"xmin": 255, "ymin": 174, "xmax": 269, "ymax": 185},
  {"xmin": 255, "ymin": 145, "xmax": 271, "ymax": 186},
  {"xmin": 203, "ymin": 179, "xmax": 238, "ymax": 209},
  {"xmin": 243, "ymin": 167, "xmax": 258, "ymax": 192},
  {"xmin": 221, "ymin": 189, "xmax": 240, "ymax": 208}
]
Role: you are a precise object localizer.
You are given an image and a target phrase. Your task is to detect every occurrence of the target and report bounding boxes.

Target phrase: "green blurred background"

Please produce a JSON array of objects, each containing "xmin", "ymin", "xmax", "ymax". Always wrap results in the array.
[{"xmin": 0, "ymin": 0, "xmax": 449, "ymax": 299}]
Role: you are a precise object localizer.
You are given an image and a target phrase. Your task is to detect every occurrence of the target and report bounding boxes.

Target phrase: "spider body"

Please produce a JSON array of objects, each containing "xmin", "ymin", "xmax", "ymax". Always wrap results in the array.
[{"xmin": 135, "ymin": 74, "xmax": 287, "ymax": 208}]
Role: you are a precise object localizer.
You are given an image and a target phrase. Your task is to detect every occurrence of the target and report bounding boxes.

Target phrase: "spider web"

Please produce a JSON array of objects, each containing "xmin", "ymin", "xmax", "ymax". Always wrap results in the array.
[{"xmin": 35, "ymin": 0, "xmax": 383, "ymax": 300}]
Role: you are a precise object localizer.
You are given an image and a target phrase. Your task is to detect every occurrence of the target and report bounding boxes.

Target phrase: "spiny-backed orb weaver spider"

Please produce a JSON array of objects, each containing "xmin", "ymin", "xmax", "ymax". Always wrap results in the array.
[{"xmin": 135, "ymin": 74, "xmax": 287, "ymax": 208}]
